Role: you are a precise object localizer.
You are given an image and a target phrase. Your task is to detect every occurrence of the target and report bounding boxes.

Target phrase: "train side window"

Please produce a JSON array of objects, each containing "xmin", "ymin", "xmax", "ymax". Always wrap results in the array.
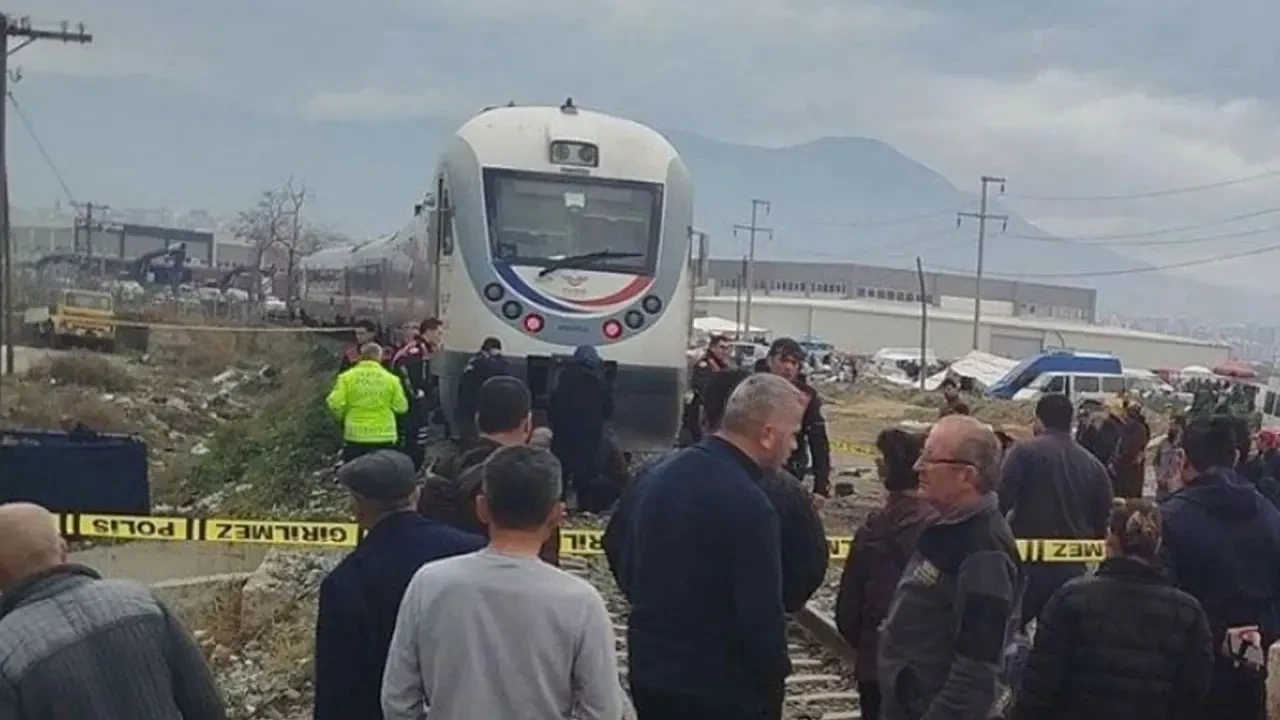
[{"xmin": 1044, "ymin": 375, "xmax": 1066, "ymax": 393}]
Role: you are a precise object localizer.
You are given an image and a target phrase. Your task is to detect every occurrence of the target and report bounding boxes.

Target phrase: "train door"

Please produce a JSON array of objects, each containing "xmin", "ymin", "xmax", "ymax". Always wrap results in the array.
[{"xmin": 424, "ymin": 174, "xmax": 455, "ymax": 322}]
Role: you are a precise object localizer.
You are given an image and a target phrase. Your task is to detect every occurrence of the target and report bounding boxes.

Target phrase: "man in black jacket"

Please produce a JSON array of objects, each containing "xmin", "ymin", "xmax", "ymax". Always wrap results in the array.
[
  {"xmin": 681, "ymin": 334, "xmax": 731, "ymax": 446},
  {"xmin": 999, "ymin": 393, "xmax": 1112, "ymax": 627},
  {"xmin": 1161, "ymin": 415, "xmax": 1280, "ymax": 720},
  {"xmin": 605, "ymin": 373, "xmax": 806, "ymax": 719},
  {"xmin": 755, "ymin": 337, "xmax": 833, "ymax": 498},
  {"xmin": 314, "ymin": 452, "xmax": 484, "ymax": 720},
  {"xmin": 452, "ymin": 337, "xmax": 506, "ymax": 446},
  {"xmin": 698, "ymin": 368, "xmax": 828, "ymax": 612}
]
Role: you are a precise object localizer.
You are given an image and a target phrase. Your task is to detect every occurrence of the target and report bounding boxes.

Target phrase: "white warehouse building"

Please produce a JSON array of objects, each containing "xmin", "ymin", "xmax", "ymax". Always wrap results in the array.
[{"xmin": 695, "ymin": 295, "xmax": 1230, "ymax": 370}]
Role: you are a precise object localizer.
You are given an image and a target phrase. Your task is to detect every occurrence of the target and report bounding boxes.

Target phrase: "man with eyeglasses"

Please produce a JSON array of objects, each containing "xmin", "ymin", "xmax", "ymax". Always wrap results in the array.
[{"xmin": 877, "ymin": 415, "xmax": 1025, "ymax": 720}]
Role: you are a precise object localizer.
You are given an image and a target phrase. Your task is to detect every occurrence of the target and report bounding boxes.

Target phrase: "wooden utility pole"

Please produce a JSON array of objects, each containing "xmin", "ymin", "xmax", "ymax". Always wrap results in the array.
[
  {"xmin": 957, "ymin": 176, "xmax": 1008, "ymax": 351},
  {"xmin": 1, "ymin": 16, "xmax": 92, "ymax": 382}
]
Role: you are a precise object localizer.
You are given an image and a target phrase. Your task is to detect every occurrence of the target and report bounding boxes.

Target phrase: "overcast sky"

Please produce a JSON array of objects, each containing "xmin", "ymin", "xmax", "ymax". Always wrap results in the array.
[{"xmin": 17, "ymin": 0, "xmax": 1280, "ymax": 293}]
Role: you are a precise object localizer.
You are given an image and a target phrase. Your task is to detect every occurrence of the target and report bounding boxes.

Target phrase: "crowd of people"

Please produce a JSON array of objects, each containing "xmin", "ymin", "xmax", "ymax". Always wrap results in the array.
[{"xmin": 8, "ymin": 323, "xmax": 1280, "ymax": 719}]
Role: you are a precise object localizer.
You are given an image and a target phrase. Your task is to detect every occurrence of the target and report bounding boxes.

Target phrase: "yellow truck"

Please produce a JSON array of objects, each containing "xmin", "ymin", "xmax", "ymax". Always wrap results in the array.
[{"xmin": 22, "ymin": 288, "xmax": 117, "ymax": 352}]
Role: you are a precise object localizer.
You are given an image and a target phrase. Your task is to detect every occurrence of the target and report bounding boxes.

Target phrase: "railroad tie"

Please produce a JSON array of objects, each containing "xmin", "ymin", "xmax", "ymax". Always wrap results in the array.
[
  {"xmin": 785, "ymin": 674, "xmax": 844, "ymax": 687},
  {"xmin": 786, "ymin": 691, "xmax": 860, "ymax": 705}
]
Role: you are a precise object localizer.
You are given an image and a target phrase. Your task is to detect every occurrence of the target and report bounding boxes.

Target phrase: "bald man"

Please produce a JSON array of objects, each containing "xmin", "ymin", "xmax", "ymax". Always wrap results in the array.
[
  {"xmin": 876, "ymin": 416, "xmax": 1026, "ymax": 720},
  {"xmin": 0, "ymin": 502, "xmax": 226, "ymax": 720}
]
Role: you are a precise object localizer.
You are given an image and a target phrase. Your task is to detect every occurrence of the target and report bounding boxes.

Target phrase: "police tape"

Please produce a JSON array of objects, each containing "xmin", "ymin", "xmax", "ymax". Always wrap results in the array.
[
  {"xmin": 55, "ymin": 513, "xmax": 1107, "ymax": 563},
  {"xmin": 829, "ymin": 438, "xmax": 877, "ymax": 457}
]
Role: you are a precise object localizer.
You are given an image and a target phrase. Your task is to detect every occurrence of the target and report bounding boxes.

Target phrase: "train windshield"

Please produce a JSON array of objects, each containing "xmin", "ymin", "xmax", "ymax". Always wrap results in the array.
[{"xmin": 483, "ymin": 168, "xmax": 663, "ymax": 275}]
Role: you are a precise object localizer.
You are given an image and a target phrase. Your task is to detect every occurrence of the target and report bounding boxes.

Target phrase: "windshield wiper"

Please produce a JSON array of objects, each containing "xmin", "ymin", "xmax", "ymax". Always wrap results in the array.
[{"xmin": 537, "ymin": 251, "xmax": 643, "ymax": 277}]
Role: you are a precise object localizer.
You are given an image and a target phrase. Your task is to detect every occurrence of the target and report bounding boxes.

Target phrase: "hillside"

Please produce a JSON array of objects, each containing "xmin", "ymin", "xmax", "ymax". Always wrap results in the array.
[{"xmin": 11, "ymin": 73, "xmax": 1270, "ymax": 323}]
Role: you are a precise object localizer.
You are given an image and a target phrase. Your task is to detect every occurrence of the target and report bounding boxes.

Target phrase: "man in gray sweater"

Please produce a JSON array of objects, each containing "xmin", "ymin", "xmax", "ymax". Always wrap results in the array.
[
  {"xmin": 878, "ymin": 416, "xmax": 1025, "ymax": 720},
  {"xmin": 382, "ymin": 446, "xmax": 624, "ymax": 720},
  {"xmin": 0, "ymin": 502, "xmax": 226, "ymax": 720}
]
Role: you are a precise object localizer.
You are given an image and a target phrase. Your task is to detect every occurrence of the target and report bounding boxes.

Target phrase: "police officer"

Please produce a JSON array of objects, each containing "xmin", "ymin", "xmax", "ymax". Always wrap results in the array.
[
  {"xmin": 392, "ymin": 318, "xmax": 443, "ymax": 471},
  {"xmin": 755, "ymin": 337, "xmax": 833, "ymax": 498},
  {"xmin": 327, "ymin": 342, "xmax": 411, "ymax": 463},
  {"xmin": 680, "ymin": 334, "xmax": 731, "ymax": 446},
  {"xmin": 454, "ymin": 337, "xmax": 508, "ymax": 447}
]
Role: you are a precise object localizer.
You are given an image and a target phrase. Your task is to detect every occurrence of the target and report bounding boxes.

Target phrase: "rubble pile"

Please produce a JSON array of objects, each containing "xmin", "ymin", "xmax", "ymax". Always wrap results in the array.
[{"xmin": 191, "ymin": 550, "xmax": 342, "ymax": 720}]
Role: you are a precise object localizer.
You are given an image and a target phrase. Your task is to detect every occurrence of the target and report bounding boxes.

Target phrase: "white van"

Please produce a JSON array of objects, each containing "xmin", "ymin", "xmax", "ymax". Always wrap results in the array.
[{"xmin": 1013, "ymin": 371, "xmax": 1128, "ymax": 406}]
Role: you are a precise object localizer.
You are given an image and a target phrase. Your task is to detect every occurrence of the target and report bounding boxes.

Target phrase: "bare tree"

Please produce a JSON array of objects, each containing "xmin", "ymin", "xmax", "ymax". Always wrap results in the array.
[
  {"xmin": 278, "ymin": 177, "xmax": 314, "ymax": 310},
  {"xmin": 232, "ymin": 185, "xmax": 290, "ymax": 302}
]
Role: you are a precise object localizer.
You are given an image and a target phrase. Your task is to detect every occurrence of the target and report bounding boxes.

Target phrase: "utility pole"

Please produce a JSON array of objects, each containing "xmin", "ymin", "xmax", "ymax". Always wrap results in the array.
[
  {"xmin": 733, "ymin": 199, "xmax": 771, "ymax": 341},
  {"xmin": 0, "ymin": 16, "xmax": 92, "ymax": 382},
  {"xmin": 957, "ymin": 176, "xmax": 1008, "ymax": 351},
  {"xmin": 73, "ymin": 201, "xmax": 108, "ymax": 256}
]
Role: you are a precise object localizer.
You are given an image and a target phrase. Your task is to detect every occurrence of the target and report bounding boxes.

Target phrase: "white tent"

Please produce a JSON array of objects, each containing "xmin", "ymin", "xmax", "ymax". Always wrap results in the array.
[{"xmin": 923, "ymin": 350, "xmax": 1019, "ymax": 391}]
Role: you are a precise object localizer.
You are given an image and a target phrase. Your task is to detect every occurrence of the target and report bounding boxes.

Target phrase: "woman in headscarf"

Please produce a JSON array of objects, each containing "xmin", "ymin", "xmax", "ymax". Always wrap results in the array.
[
  {"xmin": 549, "ymin": 345, "xmax": 615, "ymax": 511},
  {"xmin": 835, "ymin": 427, "xmax": 938, "ymax": 720}
]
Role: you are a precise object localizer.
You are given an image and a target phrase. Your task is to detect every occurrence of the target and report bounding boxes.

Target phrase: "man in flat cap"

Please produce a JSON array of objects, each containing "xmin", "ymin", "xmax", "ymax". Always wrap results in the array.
[{"xmin": 314, "ymin": 450, "xmax": 485, "ymax": 720}]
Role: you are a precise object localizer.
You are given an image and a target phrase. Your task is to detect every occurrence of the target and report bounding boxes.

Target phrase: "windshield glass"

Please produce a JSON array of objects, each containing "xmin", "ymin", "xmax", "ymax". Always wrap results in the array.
[
  {"xmin": 483, "ymin": 168, "xmax": 663, "ymax": 275},
  {"xmin": 64, "ymin": 291, "xmax": 113, "ymax": 311}
]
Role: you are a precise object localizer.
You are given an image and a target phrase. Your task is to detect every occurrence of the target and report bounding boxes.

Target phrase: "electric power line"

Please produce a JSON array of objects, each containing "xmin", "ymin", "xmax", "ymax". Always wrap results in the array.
[
  {"xmin": 1009, "ymin": 167, "xmax": 1280, "ymax": 202},
  {"xmin": 810, "ymin": 206, "xmax": 969, "ymax": 228},
  {"xmin": 1009, "ymin": 206, "xmax": 1280, "ymax": 243},
  {"xmin": 7, "ymin": 91, "xmax": 75, "ymax": 205},
  {"xmin": 928, "ymin": 238, "xmax": 1280, "ymax": 279},
  {"xmin": 1007, "ymin": 223, "xmax": 1280, "ymax": 248}
]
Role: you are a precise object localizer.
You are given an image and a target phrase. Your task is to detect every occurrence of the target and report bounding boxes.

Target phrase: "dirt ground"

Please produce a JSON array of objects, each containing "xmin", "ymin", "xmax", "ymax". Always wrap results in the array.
[{"xmin": 813, "ymin": 378, "xmax": 1173, "ymax": 536}]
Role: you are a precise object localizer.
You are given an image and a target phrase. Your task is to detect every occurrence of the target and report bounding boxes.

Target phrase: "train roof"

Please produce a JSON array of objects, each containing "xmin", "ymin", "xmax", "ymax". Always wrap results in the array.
[{"xmin": 455, "ymin": 103, "xmax": 682, "ymax": 179}]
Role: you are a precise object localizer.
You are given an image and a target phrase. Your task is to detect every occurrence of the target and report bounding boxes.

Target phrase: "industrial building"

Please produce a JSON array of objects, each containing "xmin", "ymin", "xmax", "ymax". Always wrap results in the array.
[
  {"xmin": 695, "ymin": 295, "xmax": 1229, "ymax": 370},
  {"xmin": 13, "ymin": 222, "xmax": 215, "ymax": 266},
  {"xmin": 703, "ymin": 259, "xmax": 1098, "ymax": 323}
]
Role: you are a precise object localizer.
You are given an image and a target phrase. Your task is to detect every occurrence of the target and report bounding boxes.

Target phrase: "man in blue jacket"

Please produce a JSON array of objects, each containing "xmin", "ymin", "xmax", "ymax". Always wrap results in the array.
[
  {"xmin": 607, "ymin": 373, "xmax": 806, "ymax": 720},
  {"xmin": 313, "ymin": 451, "xmax": 485, "ymax": 720},
  {"xmin": 1161, "ymin": 415, "xmax": 1280, "ymax": 720}
]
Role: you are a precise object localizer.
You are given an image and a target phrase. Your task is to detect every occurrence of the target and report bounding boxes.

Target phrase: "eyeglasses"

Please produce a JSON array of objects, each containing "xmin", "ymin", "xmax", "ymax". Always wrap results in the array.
[{"xmin": 917, "ymin": 457, "xmax": 977, "ymax": 469}]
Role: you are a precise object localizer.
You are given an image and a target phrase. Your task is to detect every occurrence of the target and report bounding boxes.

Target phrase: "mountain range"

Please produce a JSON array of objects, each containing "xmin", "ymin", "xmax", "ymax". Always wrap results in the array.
[{"xmin": 10, "ymin": 74, "xmax": 1271, "ymax": 325}]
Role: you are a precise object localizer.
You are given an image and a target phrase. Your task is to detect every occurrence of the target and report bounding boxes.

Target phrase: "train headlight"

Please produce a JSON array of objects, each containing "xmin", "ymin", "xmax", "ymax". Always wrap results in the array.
[
  {"xmin": 484, "ymin": 283, "xmax": 505, "ymax": 302},
  {"xmin": 602, "ymin": 319, "xmax": 623, "ymax": 340},
  {"xmin": 501, "ymin": 300, "xmax": 523, "ymax": 320},
  {"xmin": 641, "ymin": 295, "xmax": 662, "ymax": 314},
  {"xmin": 523, "ymin": 314, "xmax": 545, "ymax": 333},
  {"xmin": 624, "ymin": 310, "xmax": 645, "ymax": 329},
  {"xmin": 549, "ymin": 140, "xmax": 600, "ymax": 168}
]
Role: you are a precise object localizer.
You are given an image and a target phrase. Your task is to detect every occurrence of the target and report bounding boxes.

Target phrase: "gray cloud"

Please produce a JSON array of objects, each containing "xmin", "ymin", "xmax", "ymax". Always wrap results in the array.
[{"xmin": 17, "ymin": 0, "xmax": 1280, "ymax": 294}]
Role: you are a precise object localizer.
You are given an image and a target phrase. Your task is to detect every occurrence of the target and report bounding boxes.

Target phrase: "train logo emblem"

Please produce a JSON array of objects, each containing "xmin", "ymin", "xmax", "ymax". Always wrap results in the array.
[{"xmin": 562, "ymin": 273, "xmax": 588, "ymax": 287}]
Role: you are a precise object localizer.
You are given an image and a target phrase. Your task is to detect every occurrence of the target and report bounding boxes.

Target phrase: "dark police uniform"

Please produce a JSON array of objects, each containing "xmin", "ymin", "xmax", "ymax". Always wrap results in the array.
[
  {"xmin": 681, "ymin": 351, "xmax": 729, "ymax": 446},
  {"xmin": 755, "ymin": 339, "xmax": 833, "ymax": 497}
]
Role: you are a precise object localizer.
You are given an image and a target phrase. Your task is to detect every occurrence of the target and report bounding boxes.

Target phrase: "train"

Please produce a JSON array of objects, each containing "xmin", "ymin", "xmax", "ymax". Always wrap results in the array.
[{"xmin": 298, "ymin": 100, "xmax": 696, "ymax": 452}]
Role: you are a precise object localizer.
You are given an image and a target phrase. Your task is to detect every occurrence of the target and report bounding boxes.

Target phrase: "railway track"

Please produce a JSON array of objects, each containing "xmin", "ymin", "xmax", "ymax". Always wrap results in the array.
[{"xmin": 563, "ymin": 554, "xmax": 862, "ymax": 720}]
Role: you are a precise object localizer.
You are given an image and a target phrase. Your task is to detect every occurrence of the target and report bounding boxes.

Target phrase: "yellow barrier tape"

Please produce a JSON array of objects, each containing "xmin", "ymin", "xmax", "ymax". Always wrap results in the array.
[
  {"xmin": 53, "ymin": 513, "xmax": 1107, "ymax": 562},
  {"xmin": 829, "ymin": 438, "xmax": 877, "ymax": 457}
]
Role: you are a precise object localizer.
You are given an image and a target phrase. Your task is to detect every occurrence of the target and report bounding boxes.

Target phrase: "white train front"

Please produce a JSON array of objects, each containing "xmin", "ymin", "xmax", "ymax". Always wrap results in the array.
[{"xmin": 425, "ymin": 101, "xmax": 694, "ymax": 452}]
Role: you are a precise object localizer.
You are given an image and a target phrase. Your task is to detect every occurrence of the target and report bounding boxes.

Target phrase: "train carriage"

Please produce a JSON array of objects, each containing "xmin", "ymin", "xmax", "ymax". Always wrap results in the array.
[{"xmin": 425, "ymin": 100, "xmax": 695, "ymax": 452}]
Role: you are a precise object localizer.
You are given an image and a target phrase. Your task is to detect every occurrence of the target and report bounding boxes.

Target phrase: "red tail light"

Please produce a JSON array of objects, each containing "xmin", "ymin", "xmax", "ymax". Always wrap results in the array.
[
  {"xmin": 602, "ymin": 319, "xmax": 623, "ymax": 339},
  {"xmin": 523, "ymin": 314, "xmax": 545, "ymax": 333}
]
